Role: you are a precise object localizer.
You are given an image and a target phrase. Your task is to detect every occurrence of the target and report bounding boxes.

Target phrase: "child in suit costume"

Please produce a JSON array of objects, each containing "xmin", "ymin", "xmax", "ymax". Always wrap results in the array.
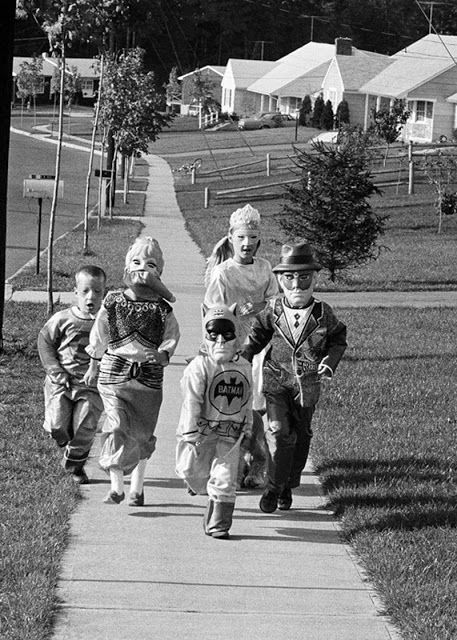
[{"xmin": 242, "ymin": 242, "xmax": 347, "ymax": 513}]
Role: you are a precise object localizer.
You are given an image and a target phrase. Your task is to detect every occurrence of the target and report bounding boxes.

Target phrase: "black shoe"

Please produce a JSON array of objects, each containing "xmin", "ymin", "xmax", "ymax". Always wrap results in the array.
[
  {"xmin": 71, "ymin": 470, "xmax": 89, "ymax": 485},
  {"xmin": 278, "ymin": 487, "xmax": 292, "ymax": 510},
  {"xmin": 128, "ymin": 491, "xmax": 144, "ymax": 507},
  {"xmin": 259, "ymin": 489, "xmax": 278, "ymax": 513},
  {"xmin": 103, "ymin": 490, "xmax": 125, "ymax": 504}
]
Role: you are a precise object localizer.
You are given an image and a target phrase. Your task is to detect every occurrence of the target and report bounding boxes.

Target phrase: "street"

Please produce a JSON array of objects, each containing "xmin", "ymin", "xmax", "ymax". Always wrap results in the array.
[{"xmin": 6, "ymin": 130, "xmax": 96, "ymax": 279}]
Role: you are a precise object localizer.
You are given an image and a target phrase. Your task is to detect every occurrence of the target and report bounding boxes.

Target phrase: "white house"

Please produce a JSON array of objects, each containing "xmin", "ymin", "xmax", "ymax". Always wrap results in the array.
[
  {"xmin": 12, "ymin": 55, "xmax": 99, "ymax": 104},
  {"xmin": 360, "ymin": 34, "xmax": 457, "ymax": 142},
  {"xmin": 247, "ymin": 41, "xmax": 335, "ymax": 115},
  {"xmin": 220, "ymin": 59, "xmax": 277, "ymax": 116}
]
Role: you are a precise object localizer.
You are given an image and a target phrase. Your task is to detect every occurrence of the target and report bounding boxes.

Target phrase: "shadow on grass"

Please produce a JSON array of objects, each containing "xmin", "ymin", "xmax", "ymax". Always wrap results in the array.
[{"xmin": 316, "ymin": 456, "xmax": 457, "ymax": 534}]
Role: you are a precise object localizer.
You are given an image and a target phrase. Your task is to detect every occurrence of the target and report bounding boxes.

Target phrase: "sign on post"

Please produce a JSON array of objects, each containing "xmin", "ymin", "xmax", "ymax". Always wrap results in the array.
[{"xmin": 23, "ymin": 174, "xmax": 64, "ymax": 274}]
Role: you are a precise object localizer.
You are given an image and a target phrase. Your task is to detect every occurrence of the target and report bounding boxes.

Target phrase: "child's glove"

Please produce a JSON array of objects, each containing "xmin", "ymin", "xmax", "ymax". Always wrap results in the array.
[{"xmin": 318, "ymin": 362, "xmax": 333, "ymax": 380}]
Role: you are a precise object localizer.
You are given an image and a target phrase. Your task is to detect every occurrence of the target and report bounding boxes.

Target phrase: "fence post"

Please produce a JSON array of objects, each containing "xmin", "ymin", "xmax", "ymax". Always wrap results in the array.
[
  {"xmin": 408, "ymin": 140, "xmax": 414, "ymax": 195},
  {"xmin": 266, "ymin": 153, "xmax": 271, "ymax": 177},
  {"xmin": 204, "ymin": 186, "xmax": 210, "ymax": 209}
]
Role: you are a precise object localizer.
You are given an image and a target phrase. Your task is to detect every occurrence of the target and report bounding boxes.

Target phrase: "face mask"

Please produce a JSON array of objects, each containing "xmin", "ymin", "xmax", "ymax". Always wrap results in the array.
[
  {"xmin": 204, "ymin": 319, "xmax": 237, "ymax": 362},
  {"xmin": 280, "ymin": 271, "xmax": 315, "ymax": 308}
]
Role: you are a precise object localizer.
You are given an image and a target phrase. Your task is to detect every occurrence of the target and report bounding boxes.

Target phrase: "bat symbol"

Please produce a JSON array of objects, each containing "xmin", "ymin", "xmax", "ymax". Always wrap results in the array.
[{"xmin": 214, "ymin": 377, "xmax": 244, "ymax": 406}]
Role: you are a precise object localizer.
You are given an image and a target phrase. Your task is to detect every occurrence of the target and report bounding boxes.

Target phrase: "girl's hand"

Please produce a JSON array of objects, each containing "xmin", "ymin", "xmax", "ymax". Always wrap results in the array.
[{"xmin": 145, "ymin": 348, "xmax": 169, "ymax": 366}]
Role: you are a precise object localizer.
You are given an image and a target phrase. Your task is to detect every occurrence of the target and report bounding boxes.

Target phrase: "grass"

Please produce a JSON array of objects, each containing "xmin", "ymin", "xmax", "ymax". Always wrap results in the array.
[
  {"xmin": 311, "ymin": 307, "xmax": 457, "ymax": 639},
  {"xmin": 11, "ymin": 217, "xmax": 143, "ymax": 291},
  {"xmin": 0, "ymin": 303, "xmax": 79, "ymax": 640},
  {"xmin": 172, "ymin": 147, "xmax": 457, "ymax": 291}
]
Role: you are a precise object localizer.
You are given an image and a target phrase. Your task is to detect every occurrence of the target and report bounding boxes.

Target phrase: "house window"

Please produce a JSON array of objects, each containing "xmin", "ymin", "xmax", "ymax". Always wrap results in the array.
[
  {"xmin": 410, "ymin": 100, "xmax": 433, "ymax": 122},
  {"xmin": 81, "ymin": 79, "xmax": 94, "ymax": 97}
]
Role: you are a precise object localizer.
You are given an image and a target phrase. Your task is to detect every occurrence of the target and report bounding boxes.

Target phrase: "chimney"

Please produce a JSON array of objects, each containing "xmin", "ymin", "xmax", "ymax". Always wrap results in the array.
[{"xmin": 335, "ymin": 37, "xmax": 353, "ymax": 56}]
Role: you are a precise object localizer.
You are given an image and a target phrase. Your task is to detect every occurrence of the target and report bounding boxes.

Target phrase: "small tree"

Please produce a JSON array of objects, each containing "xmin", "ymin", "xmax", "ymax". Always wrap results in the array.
[
  {"xmin": 335, "ymin": 99, "xmax": 350, "ymax": 127},
  {"xmin": 320, "ymin": 99, "xmax": 334, "ymax": 130},
  {"xmin": 189, "ymin": 69, "xmax": 218, "ymax": 114},
  {"xmin": 99, "ymin": 48, "xmax": 172, "ymax": 203},
  {"xmin": 311, "ymin": 94, "xmax": 324, "ymax": 128},
  {"xmin": 420, "ymin": 151, "xmax": 457, "ymax": 234},
  {"xmin": 50, "ymin": 63, "xmax": 81, "ymax": 109},
  {"xmin": 279, "ymin": 138, "xmax": 386, "ymax": 281},
  {"xmin": 16, "ymin": 55, "xmax": 43, "ymax": 124},
  {"xmin": 298, "ymin": 95, "xmax": 312, "ymax": 126},
  {"xmin": 371, "ymin": 98, "xmax": 410, "ymax": 163},
  {"xmin": 165, "ymin": 65, "xmax": 181, "ymax": 113}
]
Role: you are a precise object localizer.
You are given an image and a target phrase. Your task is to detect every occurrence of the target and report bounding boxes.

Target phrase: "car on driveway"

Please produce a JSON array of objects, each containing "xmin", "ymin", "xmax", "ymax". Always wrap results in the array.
[{"xmin": 238, "ymin": 112, "xmax": 295, "ymax": 130}]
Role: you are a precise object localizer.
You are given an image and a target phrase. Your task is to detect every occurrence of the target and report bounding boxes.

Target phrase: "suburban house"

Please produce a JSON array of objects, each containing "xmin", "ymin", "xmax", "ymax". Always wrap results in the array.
[
  {"xmin": 359, "ymin": 34, "xmax": 457, "ymax": 143},
  {"xmin": 12, "ymin": 55, "xmax": 99, "ymax": 105},
  {"xmin": 247, "ymin": 41, "xmax": 335, "ymax": 115},
  {"xmin": 177, "ymin": 65, "xmax": 225, "ymax": 115},
  {"xmin": 220, "ymin": 59, "xmax": 277, "ymax": 116},
  {"xmin": 247, "ymin": 38, "xmax": 391, "ymax": 119},
  {"xmin": 320, "ymin": 46, "xmax": 392, "ymax": 125}
]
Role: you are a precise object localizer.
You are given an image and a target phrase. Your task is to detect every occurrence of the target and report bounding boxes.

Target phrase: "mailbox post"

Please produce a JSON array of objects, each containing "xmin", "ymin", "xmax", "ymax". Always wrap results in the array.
[{"xmin": 23, "ymin": 174, "xmax": 64, "ymax": 274}]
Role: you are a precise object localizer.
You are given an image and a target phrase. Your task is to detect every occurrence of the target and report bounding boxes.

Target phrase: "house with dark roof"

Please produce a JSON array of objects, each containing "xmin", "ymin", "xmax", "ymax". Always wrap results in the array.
[{"xmin": 177, "ymin": 65, "xmax": 225, "ymax": 115}]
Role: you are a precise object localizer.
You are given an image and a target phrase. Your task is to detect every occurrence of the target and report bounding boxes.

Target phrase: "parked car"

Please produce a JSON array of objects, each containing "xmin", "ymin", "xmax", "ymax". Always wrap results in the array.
[{"xmin": 238, "ymin": 112, "xmax": 295, "ymax": 130}]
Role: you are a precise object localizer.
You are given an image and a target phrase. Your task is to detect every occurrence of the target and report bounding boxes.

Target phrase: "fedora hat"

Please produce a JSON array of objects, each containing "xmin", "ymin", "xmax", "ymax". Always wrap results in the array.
[{"xmin": 273, "ymin": 242, "xmax": 321, "ymax": 272}]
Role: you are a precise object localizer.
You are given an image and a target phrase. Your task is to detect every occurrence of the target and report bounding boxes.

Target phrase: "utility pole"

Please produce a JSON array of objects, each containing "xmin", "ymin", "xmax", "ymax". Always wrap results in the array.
[
  {"xmin": 418, "ymin": 1, "xmax": 449, "ymax": 34},
  {"xmin": 0, "ymin": 0, "xmax": 16, "ymax": 351},
  {"xmin": 251, "ymin": 40, "xmax": 272, "ymax": 60}
]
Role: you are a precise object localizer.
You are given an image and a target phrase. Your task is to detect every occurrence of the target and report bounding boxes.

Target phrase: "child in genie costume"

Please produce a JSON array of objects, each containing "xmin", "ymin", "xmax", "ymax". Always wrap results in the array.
[
  {"xmin": 241, "ymin": 242, "xmax": 347, "ymax": 514},
  {"xmin": 86, "ymin": 237, "xmax": 180, "ymax": 506},
  {"xmin": 176, "ymin": 304, "xmax": 253, "ymax": 539}
]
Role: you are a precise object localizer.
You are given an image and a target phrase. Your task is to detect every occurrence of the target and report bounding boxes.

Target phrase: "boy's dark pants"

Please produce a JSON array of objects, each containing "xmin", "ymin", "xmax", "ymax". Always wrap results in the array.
[{"xmin": 264, "ymin": 388, "xmax": 314, "ymax": 493}]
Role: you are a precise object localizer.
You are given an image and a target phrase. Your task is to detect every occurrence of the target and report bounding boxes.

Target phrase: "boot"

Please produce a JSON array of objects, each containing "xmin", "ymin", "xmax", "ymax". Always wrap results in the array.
[{"xmin": 203, "ymin": 499, "xmax": 234, "ymax": 539}]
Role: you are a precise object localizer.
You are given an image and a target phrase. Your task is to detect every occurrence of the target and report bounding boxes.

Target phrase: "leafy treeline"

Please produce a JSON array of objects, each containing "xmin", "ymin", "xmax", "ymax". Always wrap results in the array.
[{"xmin": 15, "ymin": 0, "xmax": 457, "ymax": 84}]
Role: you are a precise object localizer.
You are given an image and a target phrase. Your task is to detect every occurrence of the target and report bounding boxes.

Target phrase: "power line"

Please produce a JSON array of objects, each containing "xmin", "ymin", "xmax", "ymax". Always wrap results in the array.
[{"xmin": 414, "ymin": 0, "xmax": 457, "ymax": 65}]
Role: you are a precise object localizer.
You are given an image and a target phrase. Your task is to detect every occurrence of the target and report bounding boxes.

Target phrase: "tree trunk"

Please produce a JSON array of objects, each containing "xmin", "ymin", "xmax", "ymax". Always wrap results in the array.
[
  {"xmin": 0, "ymin": 0, "xmax": 15, "ymax": 352},
  {"xmin": 46, "ymin": 41, "xmax": 66, "ymax": 316},
  {"xmin": 83, "ymin": 55, "xmax": 104, "ymax": 252},
  {"xmin": 123, "ymin": 154, "xmax": 129, "ymax": 204}
]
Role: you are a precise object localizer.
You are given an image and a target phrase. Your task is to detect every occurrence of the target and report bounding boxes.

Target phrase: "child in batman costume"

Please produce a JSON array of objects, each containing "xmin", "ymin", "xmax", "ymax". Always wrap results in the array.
[{"xmin": 176, "ymin": 305, "xmax": 253, "ymax": 539}]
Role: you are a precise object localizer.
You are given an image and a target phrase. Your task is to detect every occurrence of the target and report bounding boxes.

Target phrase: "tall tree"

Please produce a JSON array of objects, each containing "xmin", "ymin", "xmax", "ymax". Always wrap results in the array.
[{"xmin": 99, "ymin": 48, "xmax": 171, "ymax": 200}]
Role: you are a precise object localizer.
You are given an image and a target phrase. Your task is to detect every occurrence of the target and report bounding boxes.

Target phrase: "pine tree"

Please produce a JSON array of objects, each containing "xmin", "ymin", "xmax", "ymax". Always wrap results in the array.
[
  {"xmin": 279, "ymin": 138, "xmax": 386, "ymax": 281},
  {"xmin": 320, "ymin": 99, "xmax": 334, "ymax": 130},
  {"xmin": 299, "ymin": 95, "xmax": 312, "ymax": 126},
  {"xmin": 311, "ymin": 94, "xmax": 324, "ymax": 128},
  {"xmin": 335, "ymin": 100, "xmax": 350, "ymax": 127}
]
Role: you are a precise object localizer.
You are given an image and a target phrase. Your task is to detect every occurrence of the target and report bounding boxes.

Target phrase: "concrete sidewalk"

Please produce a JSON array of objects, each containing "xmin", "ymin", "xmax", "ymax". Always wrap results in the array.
[{"xmin": 47, "ymin": 154, "xmax": 401, "ymax": 640}]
